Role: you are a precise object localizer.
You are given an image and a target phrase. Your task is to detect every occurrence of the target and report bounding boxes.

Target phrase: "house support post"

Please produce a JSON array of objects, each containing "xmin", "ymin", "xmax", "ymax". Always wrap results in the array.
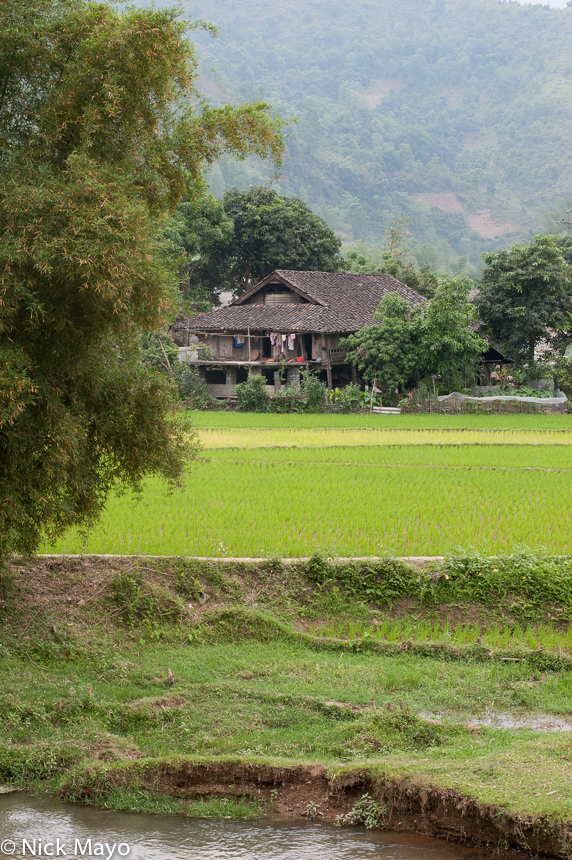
[
  {"xmin": 326, "ymin": 362, "xmax": 332, "ymax": 390},
  {"xmin": 226, "ymin": 366, "xmax": 237, "ymax": 395}
]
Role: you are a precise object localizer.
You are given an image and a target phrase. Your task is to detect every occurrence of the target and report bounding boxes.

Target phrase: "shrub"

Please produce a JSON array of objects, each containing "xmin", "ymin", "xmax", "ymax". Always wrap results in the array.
[
  {"xmin": 110, "ymin": 570, "xmax": 183, "ymax": 624},
  {"xmin": 300, "ymin": 367, "xmax": 327, "ymax": 411},
  {"xmin": 140, "ymin": 332, "xmax": 179, "ymax": 375},
  {"xmin": 235, "ymin": 374, "xmax": 269, "ymax": 411},
  {"xmin": 340, "ymin": 382, "xmax": 362, "ymax": 410},
  {"xmin": 328, "ymin": 383, "xmax": 363, "ymax": 412},
  {"xmin": 176, "ymin": 365, "xmax": 216, "ymax": 410},
  {"xmin": 0, "ymin": 744, "xmax": 80, "ymax": 782},
  {"xmin": 335, "ymin": 793, "xmax": 387, "ymax": 829},
  {"xmin": 361, "ymin": 708, "xmax": 445, "ymax": 752},
  {"xmin": 270, "ymin": 383, "xmax": 304, "ymax": 413},
  {"xmin": 305, "ymin": 553, "xmax": 419, "ymax": 605}
]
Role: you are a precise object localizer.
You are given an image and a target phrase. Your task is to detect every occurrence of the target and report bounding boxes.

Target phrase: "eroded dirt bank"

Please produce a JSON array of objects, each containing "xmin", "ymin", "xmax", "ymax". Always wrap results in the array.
[
  {"xmin": 61, "ymin": 759, "xmax": 572, "ymax": 858},
  {"xmin": 4, "ymin": 555, "xmax": 572, "ymax": 859}
]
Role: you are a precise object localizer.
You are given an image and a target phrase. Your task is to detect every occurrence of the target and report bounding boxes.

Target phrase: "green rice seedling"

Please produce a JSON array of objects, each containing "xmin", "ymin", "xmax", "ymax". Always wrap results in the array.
[
  {"xmin": 452, "ymin": 625, "xmax": 467, "ymax": 645},
  {"xmin": 378, "ymin": 619, "xmax": 392, "ymax": 640},
  {"xmin": 188, "ymin": 411, "xmax": 572, "ymax": 432},
  {"xmin": 535, "ymin": 623, "xmax": 555, "ymax": 650},
  {"xmin": 358, "ymin": 620, "xmax": 572, "ymax": 655},
  {"xmin": 524, "ymin": 627, "xmax": 539, "ymax": 650},
  {"xmin": 200, "ymin": 427, "xmax": 572, "ymax": 450},
  {"xmin": 218, "ymin": 442, "xmax": 572, "ymax": 472},
  {"xmin": 43, "ymin": 426, "xmax": 572, "ymax": 557}
]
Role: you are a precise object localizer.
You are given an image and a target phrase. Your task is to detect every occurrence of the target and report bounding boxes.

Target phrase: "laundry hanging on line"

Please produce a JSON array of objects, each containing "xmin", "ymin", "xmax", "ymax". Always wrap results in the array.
[{"xmin": 267, "ymin": 332, "xmax": 297, "ymax": 350}]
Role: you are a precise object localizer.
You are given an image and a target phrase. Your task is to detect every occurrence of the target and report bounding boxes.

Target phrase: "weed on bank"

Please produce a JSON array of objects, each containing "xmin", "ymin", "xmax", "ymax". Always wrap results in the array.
[{"xmin": 2, "ymin": 553, "xmax": 572, "ymax": 823}]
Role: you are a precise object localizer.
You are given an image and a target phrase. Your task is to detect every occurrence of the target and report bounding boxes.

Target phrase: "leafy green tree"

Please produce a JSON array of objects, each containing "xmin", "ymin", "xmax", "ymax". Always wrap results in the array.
[
  {"xmin": 475, "ymin": 235, "xmax": 572, "ymax": 363},
  {"xmin": 163, "ymin": 195, "xmax": 234, "ymax": 311},
  {"xmin": 415, "ymin": 277, "xmax": 487, "ymax": 392},
  {"xmin": 554, "ymin": 235, "xmax": 572, "ymax": 265},
  {"xmin": 140, "ymin": 333, "xmax": 215, "ymax": 408},
  {"xmin": 222, "ymin": 187, "xmax": 342, "ymax": 294},
  {"xmin": 235, "ymin": 374, "xmax": 270, "ymax": 412},
  {"xmin": 0, "ymin": 0, "xmax": 283, "ymax": 558},
  {"xmin": 342, "ymin": 223, "xmax": 441, "ymax": 299},
  {"xmin": 140, "ymin": 334, "xmax": 181, "ymax": 377},
  {"xmin": 164, "ymin": 187, "xmax": 342, "ymax": 301},
  {"xmin": 340, "ymin": 294, "xmax": 418, "ymax": 399},
  {"xmin": 341, "ymin": 278, "xmax": 486, "ymax": 399},
  {"xmin": 300, "ymin": 367, "xmax": 327, "ymax": 411}
]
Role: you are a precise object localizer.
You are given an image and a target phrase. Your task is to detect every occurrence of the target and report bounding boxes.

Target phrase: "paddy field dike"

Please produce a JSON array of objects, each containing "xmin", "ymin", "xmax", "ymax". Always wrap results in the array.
[{"xmin": 3, "ymin": 412, "xmax": 572, "ymax": 857}]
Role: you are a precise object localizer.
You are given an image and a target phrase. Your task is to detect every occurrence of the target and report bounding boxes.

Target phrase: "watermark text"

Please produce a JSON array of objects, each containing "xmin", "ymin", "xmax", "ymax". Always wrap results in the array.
[{"xmin": 0, "ymin": 838, "xmax": 131, "ymax": 858}]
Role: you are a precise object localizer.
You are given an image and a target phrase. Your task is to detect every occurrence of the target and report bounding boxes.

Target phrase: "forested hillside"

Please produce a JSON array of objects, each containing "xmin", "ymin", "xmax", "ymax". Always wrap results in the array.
[{"xmin": 183, "ymin": 0, "xmax": 572, "ymax": 273}]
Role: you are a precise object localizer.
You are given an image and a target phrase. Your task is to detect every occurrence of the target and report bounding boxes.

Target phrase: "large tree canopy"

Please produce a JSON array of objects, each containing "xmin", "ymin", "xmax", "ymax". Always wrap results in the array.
[
  {"xmin": 223, "ymin": 187, "xmax": 342, "ymax": 294},
  {"xmin": 341, "ymin": 277, "xmax": 486, "ymax": 399},
  {"xmin": 475, "ymin": 235, "xmax": 572, "ymax": 364},
  {"xmin": 165, "ymin": 187, "xmax": 342, "ymax": 304},
  {"xmin": 416, "ymin": 277, "xmax": 487, "ymax": 392},
  {"xmin": 340, "ymin": 294, "xmax": 417, "ymax": 394},
  {"xmin": 163, "ymin": 195, "xmax": 235, "ymax": 312},
  {"xmin": 0, "ymin": 0, "xmax": 283, "ymax": 557}
]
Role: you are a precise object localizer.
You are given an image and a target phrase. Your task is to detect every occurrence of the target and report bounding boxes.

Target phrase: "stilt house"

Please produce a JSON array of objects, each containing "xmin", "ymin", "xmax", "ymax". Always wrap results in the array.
[{"xmin": 175, "ymin": 270, "xmax": 427, "ymax": 397}]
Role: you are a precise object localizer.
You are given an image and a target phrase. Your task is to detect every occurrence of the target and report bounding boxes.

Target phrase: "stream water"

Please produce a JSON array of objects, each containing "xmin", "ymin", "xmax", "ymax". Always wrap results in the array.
[{"xmin": 0, "ymin": 794, "xmax": 497, "ymax": 860}]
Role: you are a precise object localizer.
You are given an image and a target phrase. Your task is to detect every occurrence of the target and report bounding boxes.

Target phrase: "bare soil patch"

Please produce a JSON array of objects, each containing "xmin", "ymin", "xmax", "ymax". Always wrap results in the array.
[
  {"xmin": 364, "ymin": 78, "xmax": 403, "ymax": 109},
  {"xmin": 64, "ymin": 759, "xmax": 571, "ymax": 857},
  {"xmin": 196, "ymin": 74, "xmax": 226, "ymax": 102},
  {"xmin": 466, "ymin": 209, "xmax": 513, "ymax": 238},
  {"xmin": 413, "ymin": 192, "xmax": 463, "ymax": 214},
  {"xmin": 462, "ymin": 131, "xmax": 481, "ymax": 148}
]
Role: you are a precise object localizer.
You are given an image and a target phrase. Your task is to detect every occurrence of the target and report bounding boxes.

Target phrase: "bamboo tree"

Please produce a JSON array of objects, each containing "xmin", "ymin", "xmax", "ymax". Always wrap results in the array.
[{"xmin": 0, "ymin": 0, "xmax": 284, "ymax": 557}]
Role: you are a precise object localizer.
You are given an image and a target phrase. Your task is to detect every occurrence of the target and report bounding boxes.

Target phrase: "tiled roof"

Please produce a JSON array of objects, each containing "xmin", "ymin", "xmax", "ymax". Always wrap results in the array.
[
  {"xmin": 177, "ymin": 270, "xmax": 426, "ymax": 334},
  {"xmin": 238, "ymin": 270, "xmax": 426, "ymax": 308}
]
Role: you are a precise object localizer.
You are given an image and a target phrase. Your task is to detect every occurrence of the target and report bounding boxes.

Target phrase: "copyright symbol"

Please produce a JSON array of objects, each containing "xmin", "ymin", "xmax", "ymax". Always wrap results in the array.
[{"xmin": 0, "ymin": 841, "xmax": 16, "ymax": 855}]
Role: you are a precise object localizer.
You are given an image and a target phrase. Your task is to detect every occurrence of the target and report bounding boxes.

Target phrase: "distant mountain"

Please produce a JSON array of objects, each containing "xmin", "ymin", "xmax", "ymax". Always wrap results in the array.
[
  {"xmin": 183, "ymin": 0, "xmax": 572, "ymax": 273},
  {"xmin": 522, "ymin": 1, "xmax": 568, "ymax": 8}
]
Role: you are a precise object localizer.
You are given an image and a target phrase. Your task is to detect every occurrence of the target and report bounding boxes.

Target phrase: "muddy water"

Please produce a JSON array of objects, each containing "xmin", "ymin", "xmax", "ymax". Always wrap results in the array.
[
  {"xmin": 421, "ymin": 711, "xmax": 572, "ymax": 731},
  {"xmin": 0, "ymin": 794, "xmax": 494, "ymax": 860}
]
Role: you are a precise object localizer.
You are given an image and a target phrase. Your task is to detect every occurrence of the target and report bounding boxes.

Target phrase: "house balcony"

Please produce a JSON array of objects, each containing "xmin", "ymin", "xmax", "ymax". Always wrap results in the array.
[{"xmin": 178, "ymin": 348, "xmax": 347, "ymax": 367}]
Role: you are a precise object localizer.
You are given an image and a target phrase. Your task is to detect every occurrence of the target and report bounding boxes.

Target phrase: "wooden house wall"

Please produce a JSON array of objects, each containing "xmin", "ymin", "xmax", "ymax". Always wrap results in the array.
[
  {"xmin": 242, "ymin": 285, "xmax": 303, "ymax": 306},
  {"xmin": 199, "ymin": 333, "xmax": 248, "ymax": 360},
  {"xmin": 194, "ymin": 330, "xmax": 347, "ymax": 363}
]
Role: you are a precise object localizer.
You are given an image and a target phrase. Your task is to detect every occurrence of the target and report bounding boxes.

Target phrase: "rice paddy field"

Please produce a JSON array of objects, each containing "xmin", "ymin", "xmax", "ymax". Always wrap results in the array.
[{"xmin": 45, "ymin": 411, "xmax": 572, "ymax": 557}]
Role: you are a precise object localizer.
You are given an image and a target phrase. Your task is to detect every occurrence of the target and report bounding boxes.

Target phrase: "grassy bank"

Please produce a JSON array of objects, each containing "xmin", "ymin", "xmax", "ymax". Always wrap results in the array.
[{"xmin": 2, "ymin": 553, "xmax": 572, "ymax": 854}]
